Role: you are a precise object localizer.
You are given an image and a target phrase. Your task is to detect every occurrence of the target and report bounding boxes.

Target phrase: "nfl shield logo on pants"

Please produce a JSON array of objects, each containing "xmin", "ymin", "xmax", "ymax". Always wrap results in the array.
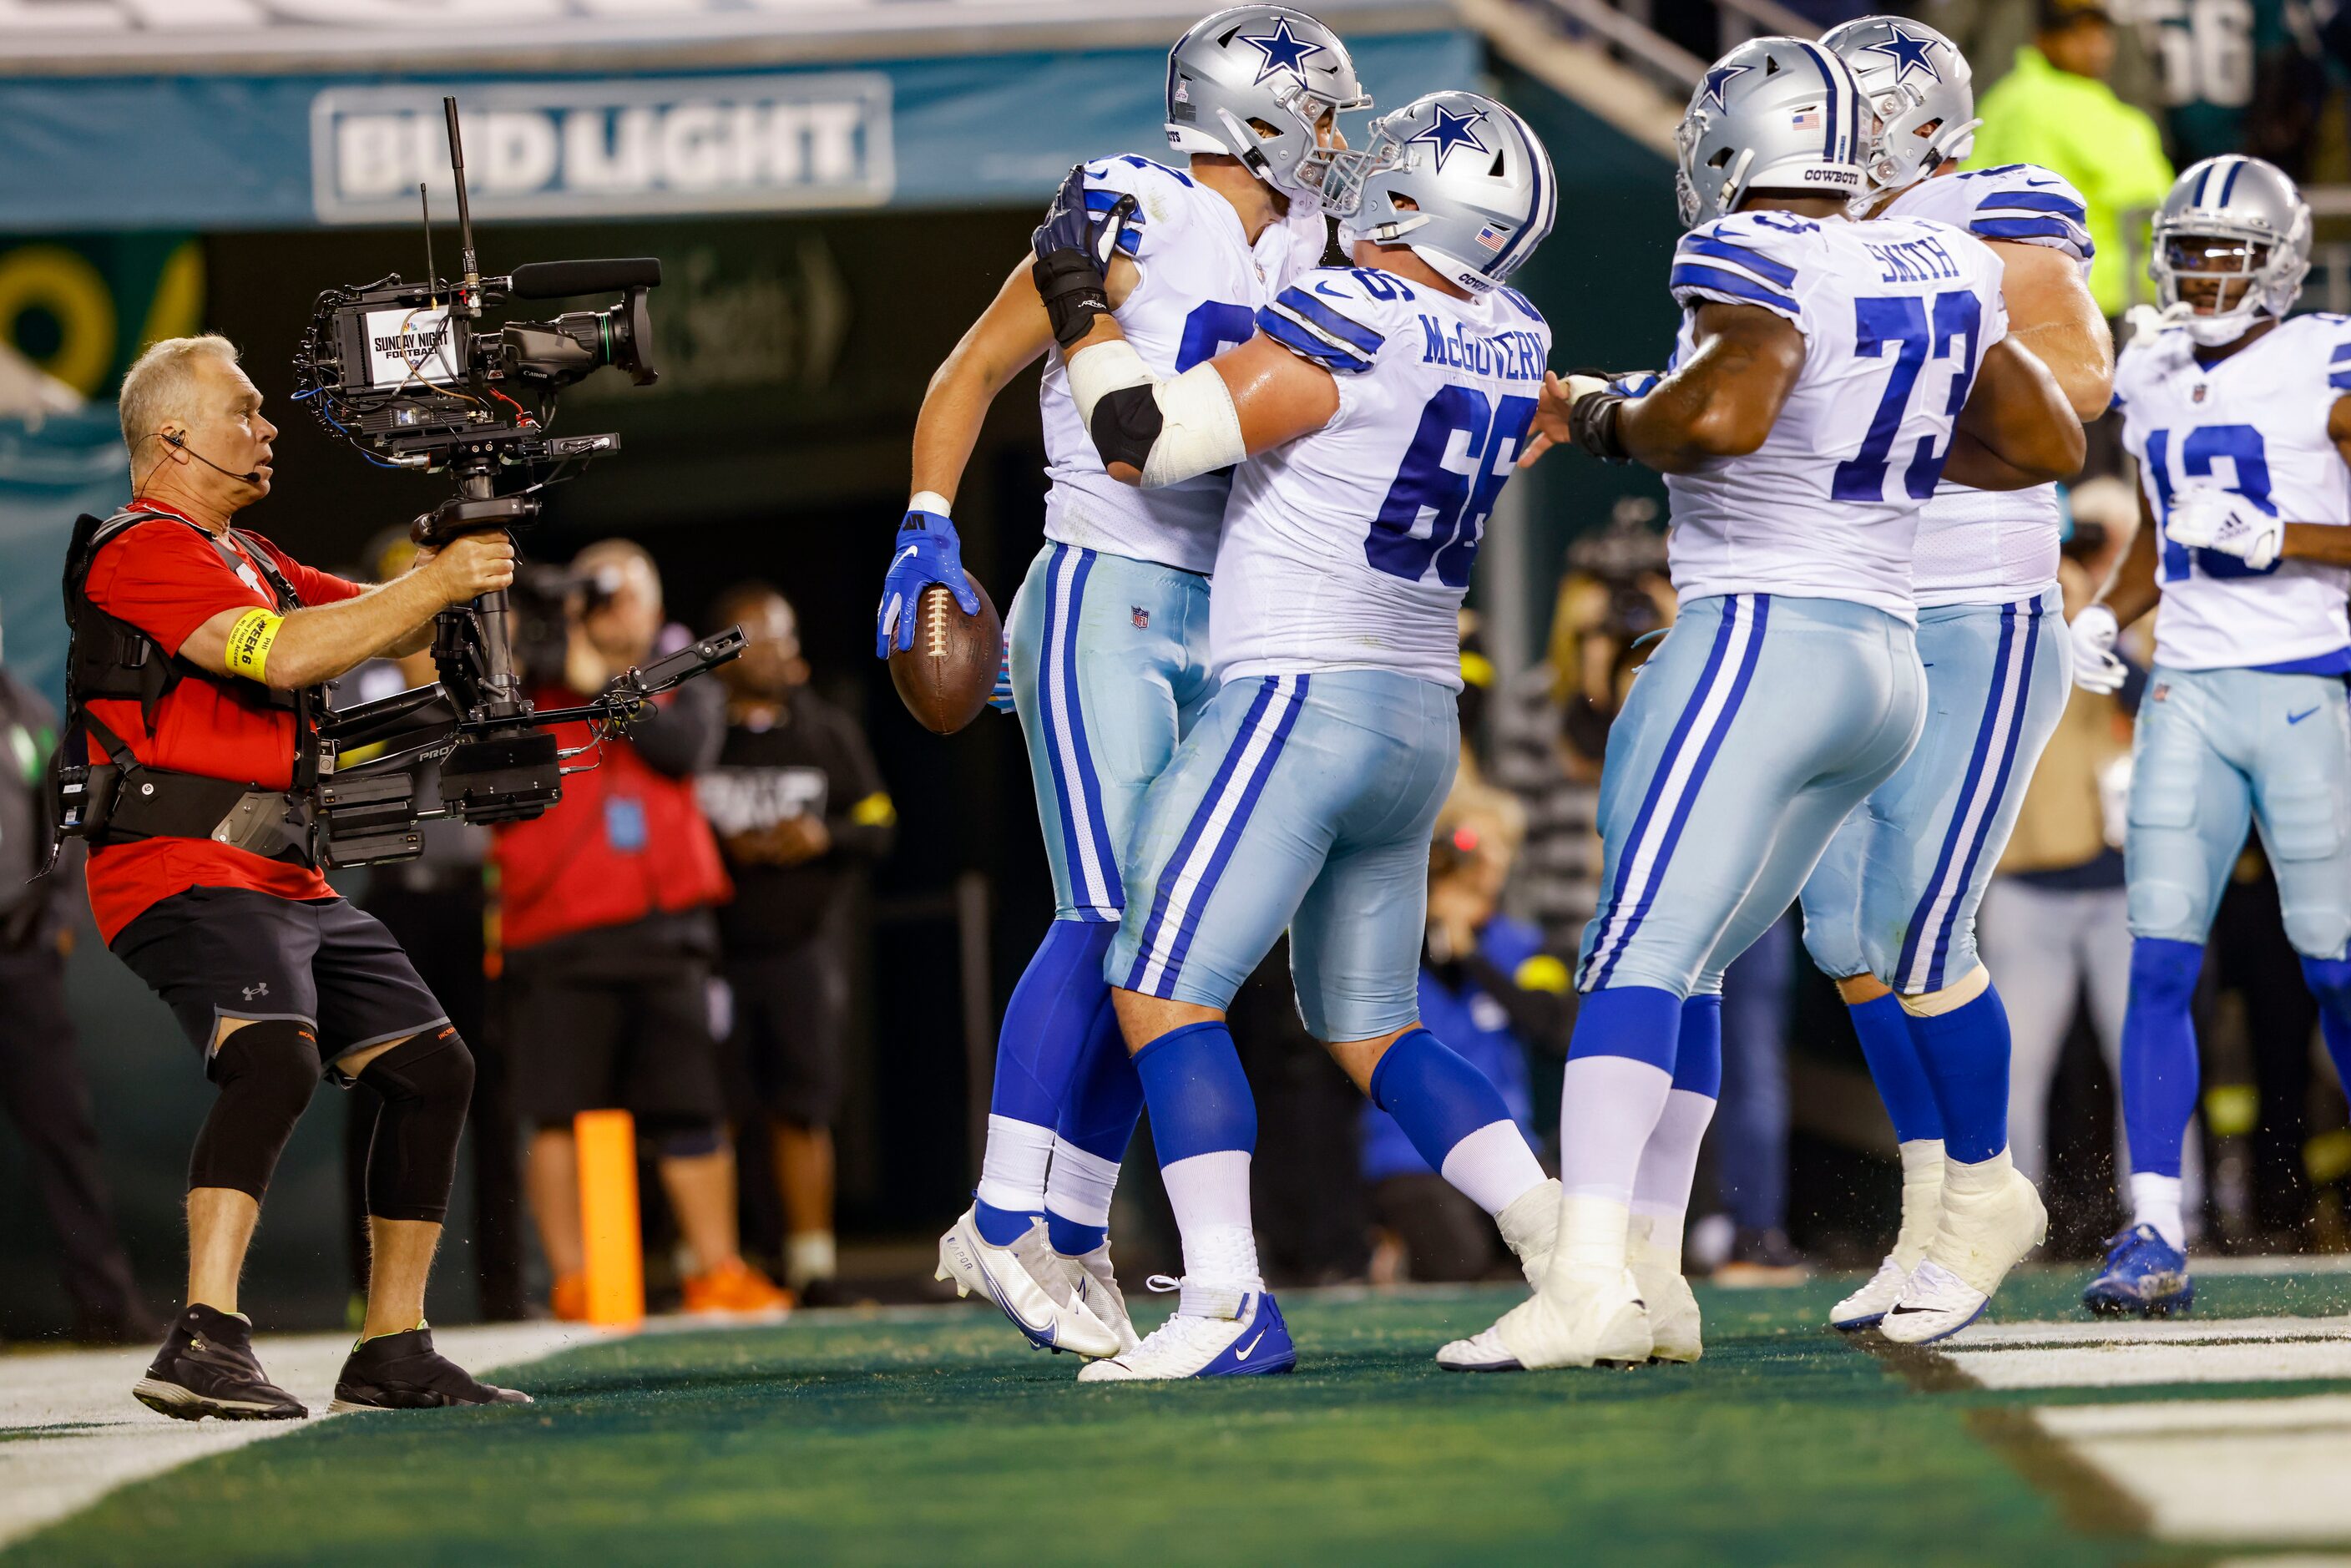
[{"xmin": 1132, "ymin": 606, "xmax": 1150, "ymax": 629}]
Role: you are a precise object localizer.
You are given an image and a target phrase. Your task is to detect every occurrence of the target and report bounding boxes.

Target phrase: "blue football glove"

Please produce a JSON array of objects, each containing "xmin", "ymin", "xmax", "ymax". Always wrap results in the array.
[
  {"xmin": 987, "ymin": 630, "xmax": 1016, "ymax": 715},
  {"xmin": 1033, "ymin": 164, "xmax": 1137, "ymax": 349},
  {"xmin": 876, "ymin": 506, "xmax": 980, "ymax": 658}
]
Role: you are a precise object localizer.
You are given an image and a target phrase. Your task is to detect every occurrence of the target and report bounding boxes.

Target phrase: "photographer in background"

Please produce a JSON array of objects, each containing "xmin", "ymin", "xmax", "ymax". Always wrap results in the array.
[
  {"xmin": 1362, "ymin": 783, "xmax": 1571, "ymax": 1282},
  {"xmin": 0, "ymin": 659, "xmax": 153, "ymax": 1343},
  {"xmin": 495, "ymin": 539, "xmax": 787, "ymax": 1320},
  {"xmin": 698, "ymin": 583, "xmax": 895, "ymax": 1306},
  {"xmin": 81, "ymin": 336, "xmax": 523, "ymax": 1417}
]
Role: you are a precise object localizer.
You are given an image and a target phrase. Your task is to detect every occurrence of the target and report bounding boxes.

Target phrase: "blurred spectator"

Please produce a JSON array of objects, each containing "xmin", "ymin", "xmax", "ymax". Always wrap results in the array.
[
  {"xmin": 1491, "ymin": 520, "xmax": 1673, "ymax": 952},
  {"xmin": 1928, "ymin": 0, "xmax": 2167, "ymax": 127},
  {"xmin": 1362, "ymin": 781, "xmax": 1571, "ymax": 1282},
  {"xmin": 0, "ymin": 663, "xmax": 154, "ymax": 1343},
  {"xmin": 698, "ymin": 583, "xmax": 895, "ymax": 1307},
  {"xmin": 2132, "ymin": 0, "xmax": 2325, "ymax": 171},
  {"xmin": 1971, "ymin": 0, "xmax": 2176, "ymax": 318},
  {"xmin": 336, "ymin": 530, "xmax": 518, "ymax": 1323},
  {"xmin": 494, "ymin": 539, "xmax": 786, "ymax": 1320},
  {"xmin": 1701, "ymin": 915, "xmax": 1806, "ymax": 1283},
  {"xmin": 1983, "ymin": 481, "xmax": 2137, "ymax": 1187}
]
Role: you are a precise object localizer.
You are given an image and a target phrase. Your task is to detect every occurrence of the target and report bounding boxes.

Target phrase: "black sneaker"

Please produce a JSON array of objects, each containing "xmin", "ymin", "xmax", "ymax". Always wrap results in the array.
[
  {"xmin": 329, "ymin": 1327, "xmax": 533, "ymax": 1412},
  {"xmin": 795, "ymin": 1276, "xmax": 852, "ymax": 1309},
  {"xmin": 133, "ymin": 1304, "xmax": 306, "ymax": 1422}
]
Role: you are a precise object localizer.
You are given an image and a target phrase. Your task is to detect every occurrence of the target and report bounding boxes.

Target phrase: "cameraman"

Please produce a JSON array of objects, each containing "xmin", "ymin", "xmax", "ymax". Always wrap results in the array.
[
  {"xmin": 496, "ymin": 539, "xmax": 787, "ymax": 1319},
  {"xmin": 81, "ymin": 336, "xmax": 524, "ymax": 1418}
]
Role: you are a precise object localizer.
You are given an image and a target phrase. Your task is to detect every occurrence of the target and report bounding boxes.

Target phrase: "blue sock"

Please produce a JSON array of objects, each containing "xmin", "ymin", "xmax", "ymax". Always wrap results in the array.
[
  {"xmin": 1367, "ymin": 1029, "xmax": 1515, "ymax": 1171},
  {"xmin": 1132, "ymin": 1020, "xmax": 1256, "ymax": 1166},
  {"xmin": 2121, "ymin": 938, "xmax": 2204, "ymax": 1179},
  {"xmin": 2299, "ymin": 954, "xmax": 2351, "ymax": 1095},
  {"xmin": 1046, "ymin": 999, "xmax": 1142, "ymax": 1256},
  {"xmin": 1850, "ymin": 992, "xmax": 1944, "ymax": 1145},
  {"xmin": 1675, "ymin": 994, "xmax": 1723, "ymax": 1097},
  {"xmin": 1565, "ymin": 985, "xmax": 1684, "ymax": 1072},
  {"xmin": 1904, "ymin": 984, "xmax": 2012, "ymax": 1164},
  {"xmin": 977, "ymin": 919, "xmax": 1115, "ymax": 1245}
]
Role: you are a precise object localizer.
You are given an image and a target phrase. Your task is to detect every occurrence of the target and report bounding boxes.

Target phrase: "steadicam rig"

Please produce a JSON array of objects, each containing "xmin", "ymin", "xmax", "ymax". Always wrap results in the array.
[{"xmin": 280, "ymin": 96, "xmax": 740, "ymax": 867}]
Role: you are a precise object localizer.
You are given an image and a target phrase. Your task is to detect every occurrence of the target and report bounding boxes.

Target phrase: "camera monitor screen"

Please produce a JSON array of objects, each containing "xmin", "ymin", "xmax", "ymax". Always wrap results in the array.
[{"xmin": 361, "ymin": 305, "xmax": 460, "ymax": 389}]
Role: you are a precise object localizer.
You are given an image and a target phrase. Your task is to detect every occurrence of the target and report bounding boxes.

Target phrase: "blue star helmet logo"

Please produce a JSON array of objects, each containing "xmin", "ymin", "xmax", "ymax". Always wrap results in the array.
[
  {"xmin": 1863, "ymin": 24, "xmax": 1943, "ymax": 86},
  {"xmin": 1700, "ymin": 62, "xmax": 1752, "ymax": 113},
  {"xmin": 1239, "ymin": 18, "xmax": 1328, "ymax": 86},
  {"xmin": 1408, "ymin": 103, "xmax": 1490, "ymax": 173}
]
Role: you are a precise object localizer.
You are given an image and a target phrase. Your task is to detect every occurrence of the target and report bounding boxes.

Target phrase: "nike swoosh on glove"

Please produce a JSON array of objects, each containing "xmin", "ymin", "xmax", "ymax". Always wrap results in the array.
[{"xmin": 876, "ymin": 508, "xmax": 979, "ymax": 657}]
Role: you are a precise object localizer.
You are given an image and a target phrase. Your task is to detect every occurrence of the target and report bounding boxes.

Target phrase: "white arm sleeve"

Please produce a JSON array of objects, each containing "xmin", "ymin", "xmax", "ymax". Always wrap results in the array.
[{"xmin": 1064, "ymin": 340, "xmax": 1247, "ymax": 490}]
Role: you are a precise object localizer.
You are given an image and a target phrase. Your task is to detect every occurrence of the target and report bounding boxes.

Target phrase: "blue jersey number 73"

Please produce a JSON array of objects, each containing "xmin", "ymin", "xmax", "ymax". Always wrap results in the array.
[{"xmin": 1831, "ymin": 290, "xmax": 1984, "ymax": 503}]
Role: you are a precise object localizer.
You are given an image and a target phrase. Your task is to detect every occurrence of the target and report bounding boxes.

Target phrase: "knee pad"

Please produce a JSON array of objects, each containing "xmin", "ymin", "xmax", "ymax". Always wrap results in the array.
[
  {"xmin": 190, "ymin": 1019, "xmax": 322, "ymax": 1200},
  {"xmin": 1897, "ymin": 965, "xmax": 1992, "ymax": 1019},
  {"xmin": 1798, "ymin": 909, "xmax": 1866, "ymax": 988},
  {"xmin": 356, "ymin": 1029, "xmax": 475, "ymax": 1224}
]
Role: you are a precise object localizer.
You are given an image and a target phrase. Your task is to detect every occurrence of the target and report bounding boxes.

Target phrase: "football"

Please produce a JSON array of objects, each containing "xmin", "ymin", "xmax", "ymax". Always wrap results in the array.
[{"xmin": 887, "ymin": 572, "xmax": 1002, "ymax": 735}]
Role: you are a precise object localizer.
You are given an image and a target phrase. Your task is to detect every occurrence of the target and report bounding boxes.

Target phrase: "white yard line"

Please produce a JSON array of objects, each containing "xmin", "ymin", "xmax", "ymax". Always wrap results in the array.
[
  {"xmin": 1949, "ymin": 1318, "xmax": 2351, "ymax": 1349},
  {"xmin": 1946, "ymin": 1337, "xmax": 2351, "ymax": 1390},
  {"xmin": 2037, "ymin": 1396, "xmax": 2351, "ymax": 1546},
  {"xmin": 0, "ymin": 1321, "xmax": 595, "ymax": 1551}
]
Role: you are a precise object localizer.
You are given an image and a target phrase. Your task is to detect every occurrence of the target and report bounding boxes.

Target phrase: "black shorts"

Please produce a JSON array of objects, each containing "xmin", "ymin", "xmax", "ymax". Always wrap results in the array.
[
  {"xmin": 112, "ymin": 887, "xmax": 449, "ymax": 1069},
  {"xmin": 505, "ymin": 963, "xmax": 725, "ymax": 1131},
  {"xmin": 722, "ymin": 942, "xmax": 846, "ymax": 1128}
]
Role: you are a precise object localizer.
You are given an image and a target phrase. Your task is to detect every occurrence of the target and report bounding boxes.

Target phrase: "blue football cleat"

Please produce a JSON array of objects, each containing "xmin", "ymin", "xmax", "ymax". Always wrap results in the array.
[
  {"xmin": 1078, "ymin": 1282, "xmax": 1297, "ymax": 1381},
  {"xmin": 2082, "ymin": 1223, "xmax": 2194, "ymax": 1318}
]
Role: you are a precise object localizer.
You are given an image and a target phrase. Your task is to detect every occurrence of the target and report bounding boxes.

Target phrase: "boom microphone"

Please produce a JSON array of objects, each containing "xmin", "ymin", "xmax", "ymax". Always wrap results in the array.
[
  {"xmin": 162, "ymin": 432, "xmax": 261, "ymax": 485},
  {"xmin": 506, "ymin": 259, "xmax": 663, "ymax": 300}
]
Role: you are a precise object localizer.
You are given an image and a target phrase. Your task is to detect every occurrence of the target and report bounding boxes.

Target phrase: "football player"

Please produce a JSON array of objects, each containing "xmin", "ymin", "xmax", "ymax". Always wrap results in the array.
[
  {"xmin": 1806, "ymin": 17, "xmax": 2115, "ymax": 1343},
  {"xmin": 1441, "ymin": 37, "xmax": 2085, "ymax": 1372},
  {"xmin": 1037, "ymin": 90, "xmax": 1561, "ymax": 1378},
  {"xmin": 884, "ymin": 7, "xmax": 1363, "ymax": 1360},
  {"xmin": 2075, "ymin": 156, "xmax": 2351, "ymax": 1317}
]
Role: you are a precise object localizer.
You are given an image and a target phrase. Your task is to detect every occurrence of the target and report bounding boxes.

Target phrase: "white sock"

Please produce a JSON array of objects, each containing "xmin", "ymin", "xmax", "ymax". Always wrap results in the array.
[
  {"xmin": 785, "ymin": 1231, "xmax": 836, "ymax": 1289},
  {"xmin": 1628, "ymin": 1088, "xmax": 1716, "ymax": 1251},
  {"xmin": 1159, "ymin": 1149, "xmax": 1261, "ymax": 1291},
  {"xmin": 1557, "ymin": 1054, "xmax": 1676, "ymax": 1208},
  {"xmin": 1438, "ymin": 1120, "xmax": 1550, "ymax": 1216},
  {"xmin": 2131, "ymin": 1171, "xmax": 2186, "ymax": 1250},
  {"xmin": 1044, "ymin": 1136, "xmax": 1120, "ymax": 1238},
  {"xmin": 973, "ymin": 1114, "xmax": 1054, "ymax": 1216},
  {"xmin": 1893, "ymin": 1139, "xmax": 1947, "ymax": 1269}
]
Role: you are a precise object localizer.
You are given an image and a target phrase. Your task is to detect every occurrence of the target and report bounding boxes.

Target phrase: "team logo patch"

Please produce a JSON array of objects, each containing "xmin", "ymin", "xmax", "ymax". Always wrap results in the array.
[
  {"xmin": 1700, "ymin": 62, "xmax": 1751, "ymax": 112},
  {"xmin": 2193, "ymin": 383, "xmax": 2208, "ymax": 403},
  {"xmin": 1132, "ymin": 606, "xmax": 1150, "ymax": 629},
  {"xmin": 1863, "ymin": 23, "xmax": 1943, "ymax": 86},
  {"xmin": 1237, "ymin": 18, "xmax": 1327, "ymax": 87},
  {"xmin": 1408, "ymin": 103, "xmax": 1490, "ymax": 172}
]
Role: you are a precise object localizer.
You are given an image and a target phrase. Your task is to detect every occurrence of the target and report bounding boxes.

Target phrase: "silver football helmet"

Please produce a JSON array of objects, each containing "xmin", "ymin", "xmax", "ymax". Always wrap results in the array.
[
  {"xmin": 2151, "ymin": 155, "xmax": 2312, "ymax": 346},
  {"xmin": 1165, "ymin": 6, "xmax": 1369, "ymax": 210},
  {"xmin": 1322, "ymin": 91, "xmax": 1556, "ymax": 294},
  {"xmin": 1820, "ymin": 16, "xmax": 1979, "ymax": 197},
  {"xmin": 1675, "ymin": 37, "xmax": 1871, "ymax": 228}
]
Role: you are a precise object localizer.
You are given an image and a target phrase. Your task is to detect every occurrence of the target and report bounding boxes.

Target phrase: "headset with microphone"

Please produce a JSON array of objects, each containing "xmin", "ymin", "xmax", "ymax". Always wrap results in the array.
[{"xmin": 157, "ymin": 431, "xmax": 263, "ymax": 486}]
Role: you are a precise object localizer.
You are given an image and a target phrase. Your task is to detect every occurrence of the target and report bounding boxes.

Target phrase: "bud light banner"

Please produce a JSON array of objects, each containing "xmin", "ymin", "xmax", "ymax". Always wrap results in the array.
[{"xmin": 0, "ymin": 31, "xmax": 1476, "ymax": 233}]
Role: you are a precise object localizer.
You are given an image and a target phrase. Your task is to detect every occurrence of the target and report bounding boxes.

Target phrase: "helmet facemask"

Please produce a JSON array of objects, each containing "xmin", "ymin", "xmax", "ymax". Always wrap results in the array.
[{"xmin": 2154, "ymin": 228, "xmax": 2300, "ymax": 346}]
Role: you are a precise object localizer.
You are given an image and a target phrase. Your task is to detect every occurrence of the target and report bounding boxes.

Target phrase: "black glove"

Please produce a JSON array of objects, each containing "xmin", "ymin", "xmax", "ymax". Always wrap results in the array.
[{"xmin": 1031, "ymin": 164, "xmax": 1138, "ymax": 351}]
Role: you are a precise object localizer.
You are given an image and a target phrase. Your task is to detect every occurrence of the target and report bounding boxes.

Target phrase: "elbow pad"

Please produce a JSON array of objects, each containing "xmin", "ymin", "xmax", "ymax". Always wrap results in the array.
[{"xmin": 1065, "ymin": 341, "xmax": 1246, "ymax": 488}]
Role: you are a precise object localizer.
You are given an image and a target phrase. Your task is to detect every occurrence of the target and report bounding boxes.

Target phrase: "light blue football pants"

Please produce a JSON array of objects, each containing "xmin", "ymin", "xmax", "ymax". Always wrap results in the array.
[
  {"xmin": 1109, "ymin": 669, "xmax": 1460, "ymax": 1042},
  {"xmin": 1009, "ymin": 542, "xmax": 1216, "ymax": 922},
  {"xmin": 2126, "ymin": 663, "xmax": 2351, "ymax": 959},
  {"xmin": 1802, "ymin": 588, "xmax": 2070, "ymax": 994},
  {"xmin": 1577, "ymin": 593, "xmax": 1927, "ymax": 999}
]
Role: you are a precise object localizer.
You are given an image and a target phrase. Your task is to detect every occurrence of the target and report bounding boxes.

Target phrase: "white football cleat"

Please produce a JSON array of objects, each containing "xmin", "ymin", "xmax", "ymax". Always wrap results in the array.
[
  {"xmin": 1437, "ymin": 1268, "xmax": 1651, "ymax": 1372},
  {"xmin": 1497, "ymin": 1178, "xmax": 1562, "ymax": 1287},
  {"xmin": 1069, "ymin": 1240, "xmax": 1142, "ymax": 1354},
  {"xmin": 1075, "ymin": 1280, "xmax": 1295, "ymax": 1381},
  {"xmin": 936, "ymin": 1207, "xmax": 1120, "ymax": 1358},
  {"xmin": 1627, "ymin": 1216, "xmax": 1699, "ymax": 1363},
  {"xmin": 1831, "ymin": 1140, "xmax": 1944, "ymax": 1333},
  {"xmin": 1878, "ymin": 1154, "xmax": 2047, "ymax": 1345}
]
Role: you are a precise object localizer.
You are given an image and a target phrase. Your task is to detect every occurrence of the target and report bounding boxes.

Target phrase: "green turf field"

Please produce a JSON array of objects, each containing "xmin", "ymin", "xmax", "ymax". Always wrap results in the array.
[{"xmin": 17, "ymin": 1270, "xmax": 2351, "ymax": 1567}]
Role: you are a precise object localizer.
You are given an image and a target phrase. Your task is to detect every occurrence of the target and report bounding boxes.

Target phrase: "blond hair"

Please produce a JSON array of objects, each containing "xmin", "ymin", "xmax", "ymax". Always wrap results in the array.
[{"xmin": 118, "ymin": 335, "xmax": 241, "ymax": 465}]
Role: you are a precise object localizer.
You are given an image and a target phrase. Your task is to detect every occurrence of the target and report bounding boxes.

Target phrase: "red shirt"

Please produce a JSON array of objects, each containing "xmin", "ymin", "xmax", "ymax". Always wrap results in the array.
[{"xmin": 81, "ymin": 503, "xmax": 365, "ymax": 945}]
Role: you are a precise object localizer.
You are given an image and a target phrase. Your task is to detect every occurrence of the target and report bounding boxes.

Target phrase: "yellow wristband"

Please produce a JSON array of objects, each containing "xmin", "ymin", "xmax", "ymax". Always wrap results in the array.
[{"xmin": 224, "ymin": 608, "xmax": 282, "ymax": 680}]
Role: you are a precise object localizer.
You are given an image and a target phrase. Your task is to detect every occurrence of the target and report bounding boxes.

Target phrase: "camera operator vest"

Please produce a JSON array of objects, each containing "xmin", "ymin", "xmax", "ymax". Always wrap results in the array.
[{"xmin": 52, "ymin": 507, "xmax": 326, "ymax": 867}]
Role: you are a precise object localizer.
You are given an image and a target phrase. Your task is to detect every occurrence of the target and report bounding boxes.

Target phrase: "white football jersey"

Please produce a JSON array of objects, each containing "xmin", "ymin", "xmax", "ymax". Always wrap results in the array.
[
  {"xmin": 2116, "ymin": 312, "xmax": 2351, "ymax": 671},
  {"xmin": 1661, "ymin": 210, "xmax": 2010, "ymax": 623},
  {"xmin": 1887, "ymin": 164, "xmax": 2093, "ymax": 605},
  {"xmin": 1038, "ymin": 155, "xmax": 1327, "ymax": 577},
  {"xmin": 1212, "ymin": 268, "xmax": 1552, "ymax": 689}
]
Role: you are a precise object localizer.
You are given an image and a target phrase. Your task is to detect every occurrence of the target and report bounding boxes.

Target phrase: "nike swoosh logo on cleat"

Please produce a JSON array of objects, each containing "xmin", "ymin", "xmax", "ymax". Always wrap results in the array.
[
  {"xmin": 1885, "ymin": 1304, "xmax": 1936, "ymax": 1316},
  {"xmin": 1233, "ymin": 1330, "xmax": 1267, "ymax": 1361},
  {"xmin": 2289, "ymin": 707, "xmax": 2320, "ymax": 724}
]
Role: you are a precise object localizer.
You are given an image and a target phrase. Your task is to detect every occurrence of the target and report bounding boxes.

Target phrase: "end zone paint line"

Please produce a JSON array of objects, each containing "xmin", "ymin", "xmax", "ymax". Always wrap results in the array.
[
  {"xmin": 2035, "ymin": 1396, "xmax": 2351, "ymax": 1546},
  {"xmin": 1948, "ymin": 1318, "xmax": 2351, "ymax": 1349},
  {"xmin": 0, "ymin": 1321, "xmax": 594, "ymax": 1552}
]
